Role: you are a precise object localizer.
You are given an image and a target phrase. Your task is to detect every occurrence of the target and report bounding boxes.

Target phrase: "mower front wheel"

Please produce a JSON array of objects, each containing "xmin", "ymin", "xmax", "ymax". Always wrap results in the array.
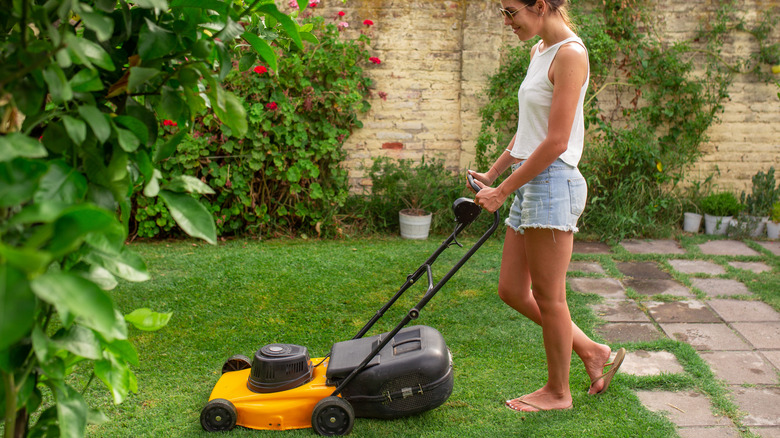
[
  {"xmin": 200, "ymin": 398, "xmax": 237, "ymax": 432},
  {"xmin": 311, "ymin": 396, "xmax": 354, "ymax": 436}
]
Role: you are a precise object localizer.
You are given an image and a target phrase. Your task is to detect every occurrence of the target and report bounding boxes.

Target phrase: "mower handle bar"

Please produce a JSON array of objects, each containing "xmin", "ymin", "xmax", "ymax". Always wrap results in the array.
[{"xmin": 331, "ymin": 178, "xmax": 500, "ymax": 397}]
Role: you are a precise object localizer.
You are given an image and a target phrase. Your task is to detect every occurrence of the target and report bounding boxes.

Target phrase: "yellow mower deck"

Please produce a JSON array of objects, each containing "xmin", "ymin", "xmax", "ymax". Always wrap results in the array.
[{"xmin": 208, "ymin": 358, "xmax": 332, "ymax": 431}]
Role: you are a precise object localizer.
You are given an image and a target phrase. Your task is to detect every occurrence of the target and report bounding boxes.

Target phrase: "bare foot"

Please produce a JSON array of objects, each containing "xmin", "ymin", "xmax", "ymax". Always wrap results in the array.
[
  {"xmin": 505, "ymin": 386, "xmax": 572, "ymax": 412},
  {"xmin": 584, "ymin": 343, "xmax": 612, "ymax": 395}
]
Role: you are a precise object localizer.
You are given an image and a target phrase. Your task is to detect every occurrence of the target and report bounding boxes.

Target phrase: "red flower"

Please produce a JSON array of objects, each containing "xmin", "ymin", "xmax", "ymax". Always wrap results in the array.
[
  {"xmin": 369, "ymin": 57, "xmax": 381, "ymax": 65},
  {"xmin": 309, "ymin": 0, "xmax": 319, "ymax": 6},
  {"xmin": 337, "ymin": 11, "xmax": 345, "ymax": 16},
  {"xmin": 363, "ymin": 19, "xmax": 374, "ymax": 26},
  {"xmin": 253, "ymin": 65, "xmax": 268, "ymax": 75},
  {"xmin": 266, "ymin": 102, "xmax": 278, "ymax": 110},
  {"xmin": 163, "ymin": 120, "xmax": 177, "ymax": 127}
]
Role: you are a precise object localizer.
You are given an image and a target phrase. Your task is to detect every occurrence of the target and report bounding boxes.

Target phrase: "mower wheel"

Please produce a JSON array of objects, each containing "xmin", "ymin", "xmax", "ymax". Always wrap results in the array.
[
  {"xmin": 200, "ymin": 398, "xmax": 237, "ymax": 432},
  {"xmin": 221, "ymin": 354, "xmax": 252, "ymax": 374},
  {"xmin": 311, "ymin": 396, "xmax": 354, "ymax": 436}
]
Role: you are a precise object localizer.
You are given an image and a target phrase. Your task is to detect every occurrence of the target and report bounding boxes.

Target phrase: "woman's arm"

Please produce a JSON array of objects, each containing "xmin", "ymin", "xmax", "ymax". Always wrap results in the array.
[{"xmin": 468, "ymin": 133, "xmax": 518, "ymax": 186}]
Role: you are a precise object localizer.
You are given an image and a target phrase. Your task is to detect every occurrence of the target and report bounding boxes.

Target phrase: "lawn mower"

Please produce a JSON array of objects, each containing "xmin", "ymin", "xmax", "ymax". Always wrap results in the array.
[{"xmin": 200, "ymin": 175, "xmax": 499, "ymax": 436}]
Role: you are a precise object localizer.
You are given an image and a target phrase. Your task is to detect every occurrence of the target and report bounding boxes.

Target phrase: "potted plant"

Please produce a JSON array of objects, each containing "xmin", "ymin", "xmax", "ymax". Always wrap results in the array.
[
  {"xmin": 738, "ymin": 167, "xmax": 779, "ymax": 237},
  {"xmin": 680, "ymin": 175, "xmax": 715, "ymax": 233},
  {"xmin": 367, "ymin": 156, "xmax": 459, "ymax": 240},
  {"xmin": 768, "ymin": 202, "xmax": 780, "ymax": 239},
  {"xmin": 681, "ymin": 198, "xmax": 703, "ymax": 233},
  {"xmin": 700, "ymin": 192, "xmax": 744, "ymax": 235}
]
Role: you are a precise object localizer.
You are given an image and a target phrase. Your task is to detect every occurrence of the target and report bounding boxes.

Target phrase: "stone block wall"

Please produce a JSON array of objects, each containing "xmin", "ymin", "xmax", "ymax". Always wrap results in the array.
[{"xmin": 286, "ymin": 0, "xmax": 779, "ymax": 192}]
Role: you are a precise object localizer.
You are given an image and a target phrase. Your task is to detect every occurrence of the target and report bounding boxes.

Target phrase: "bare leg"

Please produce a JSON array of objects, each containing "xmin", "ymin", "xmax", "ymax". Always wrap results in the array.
[{"xmin": 500, "ymin": 228, "xmax": 612, "ymax": 410}]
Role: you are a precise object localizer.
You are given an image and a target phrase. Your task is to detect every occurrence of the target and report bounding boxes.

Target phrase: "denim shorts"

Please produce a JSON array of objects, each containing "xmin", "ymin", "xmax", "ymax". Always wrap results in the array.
[{"xmin": 505, "ymin": 159, "xmax": 587, "ymax": 234}]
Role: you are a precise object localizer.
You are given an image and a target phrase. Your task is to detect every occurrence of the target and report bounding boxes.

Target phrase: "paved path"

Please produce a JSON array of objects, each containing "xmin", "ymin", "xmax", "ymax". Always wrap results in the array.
[{"xmin": 569, "ymin": 239, "xmax": 780, "ymax": 438}]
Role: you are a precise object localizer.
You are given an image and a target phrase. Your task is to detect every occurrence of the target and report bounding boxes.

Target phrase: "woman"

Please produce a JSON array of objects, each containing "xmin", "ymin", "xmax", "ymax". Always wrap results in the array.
[{"xmin": 468, "ymin": 0, "xmax": 625, "ymax": 412}]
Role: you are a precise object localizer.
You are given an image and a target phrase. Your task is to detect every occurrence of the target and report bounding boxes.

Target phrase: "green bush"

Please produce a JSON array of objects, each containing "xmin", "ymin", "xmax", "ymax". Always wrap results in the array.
[
  {"xmin": 131, "ymin": 15, "xmax": 374, "ymax": 239},
  {"xmin": 700, "ymin": 192, "xmax": 744, "ymax": 216},
  {"xmin": 0, "ymin": 0, "xmax": 305, "ymax": 435}
]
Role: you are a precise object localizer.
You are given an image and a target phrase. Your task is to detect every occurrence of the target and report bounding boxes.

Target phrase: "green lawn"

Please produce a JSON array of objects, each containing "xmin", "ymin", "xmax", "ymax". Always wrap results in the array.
[{"xmin": 82, "ymin": 234, "xmax": 778, "ymax": 437}]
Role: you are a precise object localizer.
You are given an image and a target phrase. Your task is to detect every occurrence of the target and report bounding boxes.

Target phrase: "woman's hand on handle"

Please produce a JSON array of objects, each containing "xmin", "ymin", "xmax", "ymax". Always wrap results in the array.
[
  {"xmin": 467, "ymin": 170, "xmax": 508, "ymax": 213},
  {"xmin": 466, "ymin": 169, "xmax": 494, "ymax": 193},
  {"xmin": 474, "ymin": 185, "xmax": 508, "ymax": 213}
]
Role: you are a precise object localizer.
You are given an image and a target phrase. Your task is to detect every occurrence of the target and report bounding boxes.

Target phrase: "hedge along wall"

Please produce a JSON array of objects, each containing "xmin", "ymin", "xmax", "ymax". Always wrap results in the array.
[{"xmin": 287, "ymin": 0, "xmax": 779, "ymax": 192}]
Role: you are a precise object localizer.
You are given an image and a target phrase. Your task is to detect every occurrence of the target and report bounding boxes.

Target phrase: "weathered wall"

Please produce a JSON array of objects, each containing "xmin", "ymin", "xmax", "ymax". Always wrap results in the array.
[{"xmin": 294, "ymin": 0, "xmax": 779, "ymax": 192}]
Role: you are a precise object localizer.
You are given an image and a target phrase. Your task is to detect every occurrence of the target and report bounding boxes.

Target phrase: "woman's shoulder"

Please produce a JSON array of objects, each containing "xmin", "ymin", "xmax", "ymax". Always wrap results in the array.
[{"xmin": 555, "ymin": 39, "xmax": 588, "ymax": 64}]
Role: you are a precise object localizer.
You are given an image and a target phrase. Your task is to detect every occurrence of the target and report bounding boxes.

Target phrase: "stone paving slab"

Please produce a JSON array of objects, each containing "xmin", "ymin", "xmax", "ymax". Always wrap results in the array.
[
  {"xmin": 763, "ymin": 351, "xmax": 780, "ymax": 371},
  {"xmin": 678, "ymin": 426, "xmax": 741, "ymax": 438},
  {"xmin": 590, "ymin": 300, "xmax": 651, "ymax": 322},
  {"xmin": 727, "ymin": 261, "xmax": 772, "ymax": 273},
  {"xmin": 617, "ymin": 261, "xmax": 672, "ymax": 279},
  {"xmin": 707, "ymin": 299, "xmax": 780, "ymax": 322},
  {"xmin": 659, "ymin": 323, "xmax": 752, "ymax": 351},
  {"xmin": 698, "ymin": 240, "xmax": 760, "ymax": 256},
  {"xmin": 573, "ymin": 241, "xmax": 612, "ymax": 254},
  {"xmin": 669, "ymin": 259, "xmax": 727, "ymax": 275},
  {"xmin": 596, "ymin": 322, "xmax": 666, "ymax": 343},
  {"xmin": 699, "ymin": 351, "xmax": 778, "ymax": 385},
  {"xmin": 752, "ymin": 427, "xmax": 780, "ymax": 438},
  {"xmin": 621, "ymin": 239, "xmax": 686, "ymax": 254},
  {"xmin": 731, "ymin": 387, "xmax": 780, "ymax": 426},
  {"xmin": 756, "ymin": 241, "xmax": 780, "ymax": 256},
  {"xmin": 620, "ymin": 350, "xmax": 684, "ymax": 376},
  {"xmin": 691, "ymin": 278, "xmax": 752, "ymax": 297},
  {"xmin": 624, "ymin": 278, "xmax": 693, "ymax": 297},
  {"xmin": 646, "ymin": 301, "xmax": 720, "ymax": 323},
  {"xmin": 567, "ymin": 277, "xmax": 626, "ymax": 299},
  {"xmin": 731, "ymin": 322, "xmax": 780, "ymax": 349},
  {"xmin": 636, "ymin": 390, "xmax": 734, "ymax": 427},
  {"xmin": 567, "ymin": 261, "xmax": 606, "ymax": 274}
]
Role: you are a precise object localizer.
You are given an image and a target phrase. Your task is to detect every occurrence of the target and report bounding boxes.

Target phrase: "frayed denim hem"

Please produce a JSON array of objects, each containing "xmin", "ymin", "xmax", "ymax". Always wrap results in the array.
[{"xmin": 505, "ymin": 219, "xmax": 579, "ymax": 235}]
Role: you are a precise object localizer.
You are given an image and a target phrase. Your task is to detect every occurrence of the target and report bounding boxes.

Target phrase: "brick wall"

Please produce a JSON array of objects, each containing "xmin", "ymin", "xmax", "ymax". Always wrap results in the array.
[{"xmin": 290, "ymin": 0, "xmax": 779, "ymax": 192}]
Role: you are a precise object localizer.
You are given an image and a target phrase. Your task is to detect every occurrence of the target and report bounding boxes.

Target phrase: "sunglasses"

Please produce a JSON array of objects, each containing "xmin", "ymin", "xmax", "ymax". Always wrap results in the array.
[{"xmin": 498, "ymin": 4, "xmax": 530, "ymax": 19}]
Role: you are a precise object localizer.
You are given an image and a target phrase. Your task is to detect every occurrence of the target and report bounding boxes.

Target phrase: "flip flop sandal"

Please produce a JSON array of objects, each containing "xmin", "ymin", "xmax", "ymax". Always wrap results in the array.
[
  {"xmin": 505, "ymin": 398, "xmax": 573, "ymax": 412},
  {"xmin": 589, "ymin": 347, "xmax": 626, "ymax": 395}
]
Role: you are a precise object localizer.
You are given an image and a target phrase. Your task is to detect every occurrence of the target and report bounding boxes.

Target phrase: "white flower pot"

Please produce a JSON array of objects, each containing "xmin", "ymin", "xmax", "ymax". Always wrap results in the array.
[
  {"xmin": 704, "ymin": 214, "xmax": 731, "ymax": 235},
  {"xmin": 683, "ymin": 212, "xmax": 702, "ymax": 233},
  {"xmin": 768, "ymin": 221, "xmax": 780, "ymax": 240},
  {"xmin": 399, "ymin": 209, "xmax": 432, "ymax": 239}
]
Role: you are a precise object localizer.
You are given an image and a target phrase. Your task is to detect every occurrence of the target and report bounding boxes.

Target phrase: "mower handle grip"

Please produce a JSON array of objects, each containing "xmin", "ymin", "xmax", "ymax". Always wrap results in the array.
[{"xmin": 467, "ymin": 173, "xmax": 480, "ymax": 193}]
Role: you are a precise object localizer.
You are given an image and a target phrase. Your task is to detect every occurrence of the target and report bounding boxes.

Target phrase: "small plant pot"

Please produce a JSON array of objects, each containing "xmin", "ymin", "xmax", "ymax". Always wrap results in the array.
[
  {"xmin": 704, "ymin": 214, "xmax": 731, "ymax": 235},
  {"xmin": 768, "ymin": 221, "xmax": 780, "ymax": 240},
  {"xmin": 399, "ymin": 209, "xmax": 432, "ymax": 240},
  {"xmin": 682, "ymin": 212, "xmax": 702, "ymax": 233}
]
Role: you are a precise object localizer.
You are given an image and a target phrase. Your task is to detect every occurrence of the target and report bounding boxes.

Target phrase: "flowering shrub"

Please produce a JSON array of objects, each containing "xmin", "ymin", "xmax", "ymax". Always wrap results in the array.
[{"xmin": 133, "ymin": 14, "xmax": 376, "ymax": 238}]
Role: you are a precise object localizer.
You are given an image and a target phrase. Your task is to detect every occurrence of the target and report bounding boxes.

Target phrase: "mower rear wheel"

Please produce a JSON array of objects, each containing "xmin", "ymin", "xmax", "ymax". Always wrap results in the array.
[
  {"xmin": 221, "ymin": 354, "xmax": 252, "ymax": 374},
  {"xmin": 200, "ymin": 398, "xmax": 237, "ymax": 432},
  {"xmin": 311, "ymin": 396, "xmax": 354, "ymax": 436}
]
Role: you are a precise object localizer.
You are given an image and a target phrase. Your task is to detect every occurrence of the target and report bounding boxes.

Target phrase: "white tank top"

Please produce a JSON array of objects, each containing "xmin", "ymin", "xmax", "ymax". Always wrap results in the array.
[{"xmin": 509, "ymin": 36, "xmax": 589, "ymax": 167}]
